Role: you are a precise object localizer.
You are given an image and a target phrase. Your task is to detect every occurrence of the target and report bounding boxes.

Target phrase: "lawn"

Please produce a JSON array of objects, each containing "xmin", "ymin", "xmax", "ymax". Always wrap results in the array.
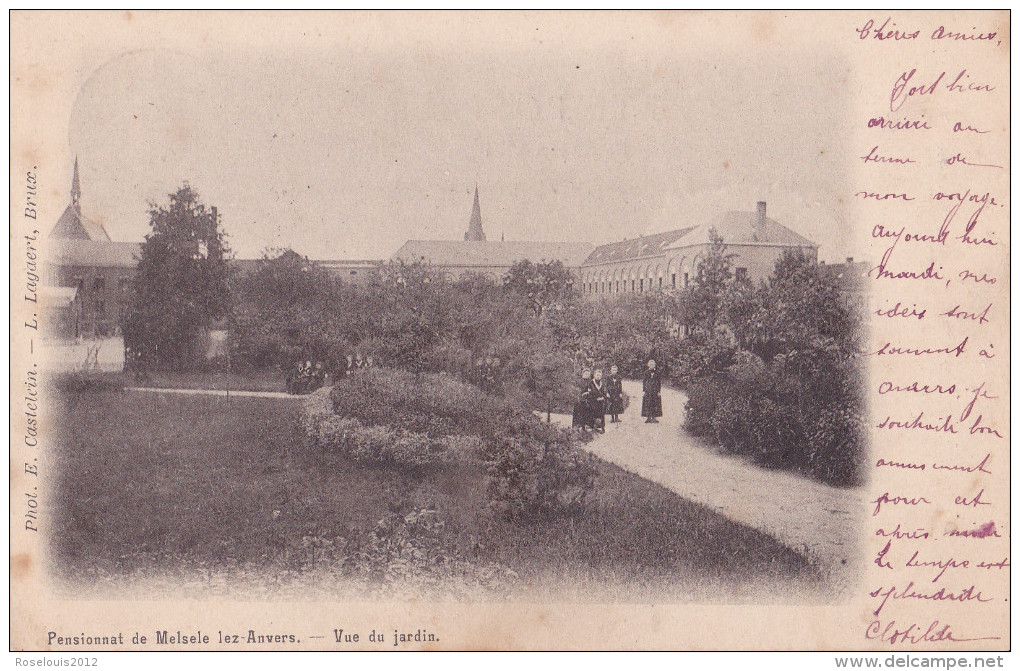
[
  {"xmin": 61, "ymin": 368, "xmax": 288, "ymax": 393},
  {"xmin": 48, "ymin": 387, "xmax": 825, "ymax": 601}
]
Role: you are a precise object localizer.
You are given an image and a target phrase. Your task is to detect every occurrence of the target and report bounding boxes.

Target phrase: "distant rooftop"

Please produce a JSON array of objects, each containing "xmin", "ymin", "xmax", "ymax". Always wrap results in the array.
[
  {"xmin": 584, "ymin": 228, "xmax": 697, "ymax": 265},
  {"xmin": 818, "ymin": 259, "xmax": 869, "ymax": 292},
  {"xmin": 391, "ymin": 239, "xmax": 594, "ymax": 268},
  {"xmin": 48, "ymin": 239, "xmax": 140, "ymax": 268},
  {"xmin": 583, "ymin": 205, "xmax": 817, "ymax": 266}
]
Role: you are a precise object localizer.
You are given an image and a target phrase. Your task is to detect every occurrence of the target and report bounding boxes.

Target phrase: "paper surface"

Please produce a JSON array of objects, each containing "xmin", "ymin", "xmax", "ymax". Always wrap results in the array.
[{"xmin": 10, "ymin": 10, "xmax": 1010, "ymax": 651}]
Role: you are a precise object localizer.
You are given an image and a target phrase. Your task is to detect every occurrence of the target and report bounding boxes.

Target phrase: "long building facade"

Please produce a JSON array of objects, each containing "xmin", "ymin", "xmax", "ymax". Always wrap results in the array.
[
  {"xmin": 43, "ymin": 160, "xmax": 824, "ymax": 341},
  {"xmin": 577, "ymin": 202, "xmax": 817, "ymax": 296}
]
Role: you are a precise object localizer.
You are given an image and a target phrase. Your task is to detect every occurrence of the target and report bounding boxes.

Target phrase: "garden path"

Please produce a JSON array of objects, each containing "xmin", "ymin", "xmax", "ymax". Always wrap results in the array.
[
  {"xmin": 127, "ymin": 387, "xmax": 301, "ymax": 399},
  {"xmin": 555, "ymin": 380, "xmax": 866, "ymax": 585}
]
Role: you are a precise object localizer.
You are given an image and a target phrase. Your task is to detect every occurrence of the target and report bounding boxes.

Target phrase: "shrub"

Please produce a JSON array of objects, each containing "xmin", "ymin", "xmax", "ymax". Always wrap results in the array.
[
  {"xmin": 708, "ymin": 393, "xmax": 753, "ymax": 451},
  {"xmin": 683, "ymin": 346, "xmax": 864, "ymax": 486},
  {"xmin": 439, "ymin": 435, "xmax": 486, "ymax": 463},
  {"xmin": 300, "ymin": 387, "xmax": 335, "ymax": 446},
  {"xmin": 806, "ymin": 405, "xmax": 867, "ymax": 487},
  {"xmin": 317, "ymin": 420, "xmax": 448, "ymax": 470},
  {"xmin": 387, "ymin": 430, "xmax": 448, "ymax": 469},
  {"xmin": 683, "ymin": 378, "xmax": 724, "ymax": 437},
  {"xmin": 482, "ymin": 429, "xmax": 596, "ymax": 521},
  {"xmin": 330, "ymin": 368, "xmax": 525, "ymax": 440},
  {"xmin": 317, "ymin": 416, "xmax": 364, "ymax": 453},
  {"xmin": 312, "ymin": 367, "xmax": 597, "ymax": 517},
  {"xmin": 749, "ymin": 397, "xmax": 804, "ymax": 468},
  {"xmin": 349, "ymin": 424, "xmax": 398, "ymax": 463}
]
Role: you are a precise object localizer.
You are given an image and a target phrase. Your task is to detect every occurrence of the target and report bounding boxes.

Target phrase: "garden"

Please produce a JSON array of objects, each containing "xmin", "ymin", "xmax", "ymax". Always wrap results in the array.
[
  {"xmin": 49, "ymin": 379, "xmax": 822, "ymax": 600},
  {"xmin": 50, "ymin": 187, "xmax": 864, "ymax": 598}
]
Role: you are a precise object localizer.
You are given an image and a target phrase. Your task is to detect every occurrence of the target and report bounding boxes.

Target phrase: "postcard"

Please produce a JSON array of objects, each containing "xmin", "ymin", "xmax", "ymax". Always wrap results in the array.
[{"xmin": 10, "ymin": 10, "xmax": 1009, "ymax": 651}]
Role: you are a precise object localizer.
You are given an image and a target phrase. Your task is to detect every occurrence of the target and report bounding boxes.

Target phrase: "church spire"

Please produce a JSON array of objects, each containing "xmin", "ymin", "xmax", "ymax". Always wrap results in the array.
[
  {"xmin": 464, "ymin": 185, "xmax": 486, "ymax": 241},
  {"xmin": 71, "ymin": 156, "xmax": 81, "ymax": 212}
]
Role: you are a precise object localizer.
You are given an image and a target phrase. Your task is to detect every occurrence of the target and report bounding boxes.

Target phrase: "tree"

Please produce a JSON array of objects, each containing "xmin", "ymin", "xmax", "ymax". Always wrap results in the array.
[
  {"xmin": 503, "ymin": 259, "xmax": 575, "ymax": 317},
  {"xmin": 123, "ymin": 185, "xmax": 230, "ymax": 371},
  {"xmin": 680, "ymin": 228, "xmax": 738, "ymax": 335},
  {"xmin": 228, "ymin": 248, "xmax": 341, "ymax": 369}
]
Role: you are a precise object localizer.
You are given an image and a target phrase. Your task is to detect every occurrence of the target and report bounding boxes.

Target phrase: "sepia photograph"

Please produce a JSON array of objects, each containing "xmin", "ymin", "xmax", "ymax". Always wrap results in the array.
[
  {"xmin": 11, "ymin": 9, "xmax": 1009, "ymax": 654},
  {"xmin": 38, "ymin": 14, "xmax": 866, "ymax": 603}
]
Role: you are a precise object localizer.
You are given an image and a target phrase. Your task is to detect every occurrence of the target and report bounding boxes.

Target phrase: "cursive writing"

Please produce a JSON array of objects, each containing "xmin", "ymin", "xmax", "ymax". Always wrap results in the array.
[
  {"xmin": 871, "ymin": 338, "xmax": 968, "ymax": 357},
  {"xmin": 866, "ymin": 619, "xmax": 999, "ymax": 645},
  {"xmin": 861, "ymin": 145, "xmax": 916, "ymax": 165},
  {"xmin": 872, "ymin": 492, "xmax": 931, "ymax": 516},
  {"xmin": 890, "ymin": 69, "xmax": 995, "ymax": 112},
  {"xmin": 869, "ymin": 583, "xmax": 993, "ymax": 617}
]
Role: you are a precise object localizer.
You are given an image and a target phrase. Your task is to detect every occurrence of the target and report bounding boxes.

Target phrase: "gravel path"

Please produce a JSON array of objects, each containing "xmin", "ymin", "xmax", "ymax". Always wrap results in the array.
[
  {"xmin": 556, "ymin": 380, "xmax": 865, "ymax": 585},
  {"xmin": 127, "ymin": 387, "xmax": 302, "ymax": 399}
]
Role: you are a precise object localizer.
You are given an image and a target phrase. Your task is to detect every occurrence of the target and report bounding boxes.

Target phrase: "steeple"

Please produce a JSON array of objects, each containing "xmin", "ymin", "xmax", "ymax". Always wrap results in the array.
[
  {"xmin": 464, "ymin": 186, "xmax": 486, "ymax": 241},
  {"xmin": 71, "ymin": 156, "xmax": 81, "ymax": 212}
]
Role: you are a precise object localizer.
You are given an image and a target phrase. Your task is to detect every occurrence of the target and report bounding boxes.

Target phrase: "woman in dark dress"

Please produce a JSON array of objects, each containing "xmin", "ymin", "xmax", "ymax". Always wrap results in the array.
[
  {"xmin": 606, "ymin": 364, "xmax": 624, "ymax": 423},
  {"xmin": 572, "ymin": 369, "xmax": 593, "ymax": 433},
  {"xmin": 641, "ymin": 359, "xmax": 663, "ymax": 423},
  {"xmin": 587, "ymin": 369, "xmax": 608, "ymax": 433}
]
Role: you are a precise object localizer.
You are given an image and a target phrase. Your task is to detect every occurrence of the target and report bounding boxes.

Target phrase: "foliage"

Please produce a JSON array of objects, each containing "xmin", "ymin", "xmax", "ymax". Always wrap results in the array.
[
  {"xmin": 503, "ymin": 259, "xmax": 575, "ymax": 317},
  {"xmin": 304, "ymin": 368, "xmax": 597, "ymax": 519},
  {"xmin": 550, "ymin": 292, "xmax": 683, "ymax": 378},
  {"xmin": 481, "ymin": 430, "xmax": 596, "ymax": 520},
  {"xmin": 230, "ymin": 254, "xmax": 579, "ymax": 413},
  {"xmin": 123, "ymin": 185, "xmax": 230, "ymax": 371},
  {"xmin": 682, "ymin": 228, "xmax": 739, "ymax": 334},
  {"xmin": 229, "ymin": 249, "xmax": 342, "ymax": 368},
  {"xmin": 675, "ymin": 246, "xmax": 866, "ymax": 486}
]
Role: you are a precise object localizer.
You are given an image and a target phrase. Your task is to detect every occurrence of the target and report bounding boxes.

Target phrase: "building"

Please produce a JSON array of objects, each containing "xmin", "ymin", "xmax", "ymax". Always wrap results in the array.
[
  {"xmin": 317, "ymin": 259, "xmax": 383, "ymax": 284},
  {"xmin": 44, "ymin": 159, "xmax": 141, "ymax": 338},
  {"xmin": 233, "ymin": 254, "xmax": 384, "ymax": 286},
  {"xmin": 577, "ymin": 202, "xmax": 817, "ymax": 296},
  {"xmin": 390, "ymin": 188, "xmax": 594, "ymax": 280},
  {"xmin": 43, "ymin": 161, "xmax": 823, "ymax": 340},
  {"xmin": 817, "ymin": 257, "xmax": 869, "ymax": 316}
]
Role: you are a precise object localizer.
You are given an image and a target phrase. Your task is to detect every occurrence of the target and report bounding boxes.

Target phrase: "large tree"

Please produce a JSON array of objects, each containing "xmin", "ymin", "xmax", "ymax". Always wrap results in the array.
[
  {"xmin": 123, "ymin": 185, "xmax": 230, "ymax": 371},
  {"xmin": 503, "ymin": 259, "xmax": 575, "ymax": 317},
  {"xmin": 229, "ymin": 248, "xmax": 341, "ymax": 369}
]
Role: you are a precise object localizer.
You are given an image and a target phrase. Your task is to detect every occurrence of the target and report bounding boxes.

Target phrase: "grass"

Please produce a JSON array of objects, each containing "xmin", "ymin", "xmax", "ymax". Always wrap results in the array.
[
  {"xmin": 55, "ymin": 368, "xmax": 287, "ymax": 393},
  {"xmin": 49, "ymin": 387, "xmax": 825, "ymax": 601}
]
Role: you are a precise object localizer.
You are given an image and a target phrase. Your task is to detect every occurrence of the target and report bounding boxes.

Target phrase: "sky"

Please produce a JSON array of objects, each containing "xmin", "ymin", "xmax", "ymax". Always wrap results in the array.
[{"xmin": 62, "ymin": 14, "xmax": 857, "ymax": 262}]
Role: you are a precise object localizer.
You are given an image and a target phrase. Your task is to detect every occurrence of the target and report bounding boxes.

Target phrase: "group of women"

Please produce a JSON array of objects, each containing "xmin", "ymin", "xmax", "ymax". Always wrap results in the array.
[
  {"xmin": 287, "ymin": 360, "xmax": 328, "ymax": 395},
  {"xmin": 286, "ymin": 352, "xmax": 377, "ymax": 395},
  {"xmin": 571, "ymin": 365, "xmax": 623, "ymax": 433},
  {"xmin": 571, "ymin": 359, "xmax": 664, "ymax": 433}
]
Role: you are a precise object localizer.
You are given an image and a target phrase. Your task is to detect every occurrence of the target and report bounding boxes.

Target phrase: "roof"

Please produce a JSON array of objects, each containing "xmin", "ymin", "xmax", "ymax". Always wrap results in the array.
[
  {"xmin": 317, "ymin": 259, "xmax": 384, "ymax": 267},
  {"xmin": 391, "ymin": 240, "xmax": 595, "ymax": 268},
  {"xmin": 48, "ymin": 239, "xmax": 141, "ymax": 268},
  {"xmin": 817, "ymin": 260, "xmax": 870, "ymax": 292},
  {"xmin": 39, "ymin": 285, "xmax": 79, "ymax": 307},
  {"xmin": 229, "ymin": 258, "xmax": 263, "ymax": 276},
  {"xmin": 667, "ymin": 210, "xmax": 817, "ymax": 249},
  {"xmin": 49, "ymin": 205, "xmax": 112, "ymax": 242},
  {"xmin": 584, "ymin": 228, "xmax": 697, "ymax": 265},
  {"xmin": 582, "ymin": 208, "xmax": 817, "ymax": 266}
]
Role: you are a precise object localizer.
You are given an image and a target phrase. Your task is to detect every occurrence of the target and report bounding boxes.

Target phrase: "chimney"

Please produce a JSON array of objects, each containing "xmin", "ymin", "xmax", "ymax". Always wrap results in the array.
[
  {"xmin": 846, "ymin": 256, "xmax": 854, "ymax": 264},
  {"xmin": 755, "ymin": 201, "xmax": 767, "ymax": 240}
]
